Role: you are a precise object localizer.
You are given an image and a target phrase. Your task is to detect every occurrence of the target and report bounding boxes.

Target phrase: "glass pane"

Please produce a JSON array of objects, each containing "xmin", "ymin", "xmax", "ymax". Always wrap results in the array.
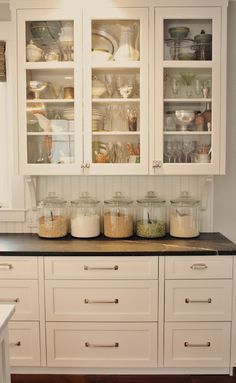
[
  {"xmin": 26, "ymin": 20, "xmax": 74, "ymax": 62},
  {"xmin": 164, "ymin": 19, "xmax": 212, "ymax": 61},
  {"xmin": 92, "ymin": 137, "xmax": 140, "ymax": 164}
]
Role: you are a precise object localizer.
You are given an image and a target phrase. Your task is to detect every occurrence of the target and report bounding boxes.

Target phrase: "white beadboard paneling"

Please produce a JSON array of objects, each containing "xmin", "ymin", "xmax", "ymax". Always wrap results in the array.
[{"xmin": 0, "ymin": 175, "xmax": 213, "ymax": 233}]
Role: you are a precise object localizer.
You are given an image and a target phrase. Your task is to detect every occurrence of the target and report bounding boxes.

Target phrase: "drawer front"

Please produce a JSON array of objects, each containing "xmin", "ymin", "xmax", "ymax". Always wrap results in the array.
[
  {"xmin": 0, "ymin": 280, "xmax": 39, "ymax": 320},
  {"xmin": 165, "ymin": 256, "xmax": 233, "ymax": 279},
  {"xmin": 0, "ymin": 257, "xmax": 38, "ymax": 279},
  {"xmin": 164, "ymin": 322, "xmax": 231, "ymax": 367},
  {"xmin": 8, "ymin": 321, "xmax": 41, "ymax": 366},
  {"xmin": 45, "ymin": 280, "xmax": 158, "ymax": 321},
  {"xmin": 46, "ymin": 322, "xmax": 157, "ymax": 367},
  {"xmin": 165, "ymin": 279, "xmax": 232, "ymax": 321},
  {"xmin": 44, "ymin": 256, "xmax": 158, "ymax": 280}
]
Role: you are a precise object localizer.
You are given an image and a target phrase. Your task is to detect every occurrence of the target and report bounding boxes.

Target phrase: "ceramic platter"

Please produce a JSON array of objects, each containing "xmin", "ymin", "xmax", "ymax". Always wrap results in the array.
[{"xmin": 92, "ymin": 29, "xmax": 118, "ymax": 55}]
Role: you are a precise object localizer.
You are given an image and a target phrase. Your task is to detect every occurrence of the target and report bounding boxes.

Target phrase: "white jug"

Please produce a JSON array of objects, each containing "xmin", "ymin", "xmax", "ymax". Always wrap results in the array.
[{"xmin": 114, "ymin": 24, "xmax": 139, "ymax": 61}]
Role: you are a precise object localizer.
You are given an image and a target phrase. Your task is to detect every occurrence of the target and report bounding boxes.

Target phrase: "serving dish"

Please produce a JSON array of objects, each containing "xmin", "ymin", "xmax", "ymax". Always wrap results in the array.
[{"xmin": 92, "ymin": 29, "xmax": 118, "ymax": 55}]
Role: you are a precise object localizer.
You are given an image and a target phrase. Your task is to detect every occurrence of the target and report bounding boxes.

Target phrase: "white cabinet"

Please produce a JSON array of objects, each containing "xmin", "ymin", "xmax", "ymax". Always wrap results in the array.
[
  {"xmin": 164, "ymin": 256, "xmax": 233, "ymax": 368},
  {"xmin": 0, "ymin": 256, "xmax": 41, "ymax": 366},
  {"xmin": 13, "ymin": 0, "xmax": 228, "ymax": 176},
  {"xmin": 44, "ymin": 255, "xmax": 158, "ymax": 367}
]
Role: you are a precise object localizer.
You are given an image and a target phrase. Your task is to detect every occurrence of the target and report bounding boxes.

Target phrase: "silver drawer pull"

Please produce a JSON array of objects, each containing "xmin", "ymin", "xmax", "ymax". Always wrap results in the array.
[
  {"xmin": 184, "ymin": 341, "xmax": 211, "ymax": 348},
  {"xmin": 10, "ymin": 341, "xmax": 21, "ymax": 347},
  {"xmin": 84, "ymin": 298, "xmax": 119, "ymax": 304},
  {"xmin": 84, "ymin": 265, "xmax": 119, "ymax": 271},
  {"xmin": 185, "ymin": 298, "xmax": 212, "ymax": 304},
  {"xmin": 0, "ymin": 263, "xmax": 13, "ymax": 270},
  {"xmin": 0, "ymin": 298, "xmax": 19, "ymax": 303},
  {"xmin": 190, "ymin": 263, "xmax": 208, "ymax": 270},
  {"xmin": 85, "ymin": 342, "xmax": 119, "ymax": 348}
]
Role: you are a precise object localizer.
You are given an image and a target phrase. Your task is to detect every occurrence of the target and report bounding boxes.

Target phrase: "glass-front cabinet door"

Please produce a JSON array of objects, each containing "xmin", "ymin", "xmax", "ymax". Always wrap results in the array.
[
  {"xmin": 83, "ymin": 8, "xmax": 149, "ymax": 175},
  {"xmin": 154, "ymin": 7, "xmax": 221, "ymax": 175},
  {"xmin": 17, "ymin": 9, "xmax": 83, "ymax": 175}
]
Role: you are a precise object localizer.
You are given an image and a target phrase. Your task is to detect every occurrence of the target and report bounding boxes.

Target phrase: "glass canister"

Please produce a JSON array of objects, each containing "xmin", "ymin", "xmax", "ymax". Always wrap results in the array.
[
  {"xmin": 38, "ymin": 192, "xmax": 68, "ymax": 238},
  {"xmin": 136, "ymin": 191, "xmax": 166, "ymax": 238},
  {"xmin": 170, "ymin": 191, "xmax": 200, "ymax": 238},
  {"xmin": 70, "ymin": 192, "xmax": 101, "ymax": 238},
  {"xmin": 104, "ymin": 192, "xmax": 134, "ymax": 238}
]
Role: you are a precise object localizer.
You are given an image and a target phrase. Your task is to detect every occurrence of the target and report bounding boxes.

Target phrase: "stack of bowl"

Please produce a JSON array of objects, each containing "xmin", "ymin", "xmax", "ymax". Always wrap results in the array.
[{"xmin": 92, "ymin": 109, "xmax": 104, "ymax": 131}]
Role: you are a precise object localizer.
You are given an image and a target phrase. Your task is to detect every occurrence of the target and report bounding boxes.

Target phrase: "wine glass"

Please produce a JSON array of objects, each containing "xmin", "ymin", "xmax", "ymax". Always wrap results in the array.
[
  {"xmin": 165, "ymin": 141, "xmax": 173, "ymax": 163},
  {"xmin": 182, "ymin": 140, "xmax": 194, "ymax": 163},
  {"xmin": 105, "ymin": 74, "xmax": 115, "ymax": 98},
  {"xmin": 170, "ymin": 77, "xmax": 179, "ymax": 97},
  {"xmin": 194, "ymin": 78, "xmax": 202, "ymax": 97}
]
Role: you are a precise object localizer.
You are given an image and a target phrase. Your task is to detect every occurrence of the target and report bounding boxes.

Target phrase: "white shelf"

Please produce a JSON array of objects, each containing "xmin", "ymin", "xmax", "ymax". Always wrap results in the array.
[
  {"xmin": 25, "ymin": 61, "xmax": 75, "ymax": 70},
  {"xmin": 92, "ymin": 131, "xmax": 140, "ymax": 136},
  {"xmin": 27, "ymin": 99, "xmax": 74, "ymax": 103},
  {"xmin": 163, "ymin": 61, "xmax": 213, "ymax": 69},
  {"xmin": 27, "ymin": 132, "xmax": 74, "ymax": 136},
  {"xmin": 92, "ymin": 98, "xmax": 140, "ymax": 103},
  {"xmin": 91, "ymin": 61, "xmax": 141, "ymax": 69},
  {"xmin": 164, "ymin": 131, "xmax": 212, "ymax": 135},
  {"xmin": 164, "ymin": 98, "xmax": 212, "ymax": 103}
]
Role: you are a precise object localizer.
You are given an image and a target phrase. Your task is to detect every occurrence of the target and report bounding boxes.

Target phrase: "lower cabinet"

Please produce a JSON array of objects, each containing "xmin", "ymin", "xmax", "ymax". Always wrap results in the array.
[{"xmin": 46, "ymin": 322, "xmax": 157, "ymax": 367}]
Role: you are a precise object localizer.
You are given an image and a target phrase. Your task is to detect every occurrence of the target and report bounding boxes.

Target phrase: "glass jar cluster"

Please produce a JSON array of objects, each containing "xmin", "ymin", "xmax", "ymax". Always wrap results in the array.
[{"xmin": 37, "ymin": 191, "xmax": 200, "ymax": 239}]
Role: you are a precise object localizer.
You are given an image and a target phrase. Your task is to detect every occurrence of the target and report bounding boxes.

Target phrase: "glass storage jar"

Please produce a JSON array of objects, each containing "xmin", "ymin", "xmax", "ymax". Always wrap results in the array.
[
  {"xmin": 104, "ymin": 192, "xmax": 134, "ymax": 238},
  {"xmin": 38, "ymin": 192, "xmax": 68, "ymax": 238},
  {"xmin": 136, "ymin": 191, "xmax": 166, "ymax": 238},
  {"xmin": 70, "ymin": 192, "xmax": 100, "ymax": 238},
  {"xmin": 170, "ymin": 191, "xmax": 200, "ymax": 238}
]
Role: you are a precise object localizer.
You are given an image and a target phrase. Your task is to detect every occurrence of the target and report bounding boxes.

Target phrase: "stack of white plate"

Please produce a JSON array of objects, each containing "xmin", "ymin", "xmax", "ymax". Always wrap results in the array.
[
  {"xmin": 92, "ymin": 109, "xmax": 104, "ymax": 131},
  {"xmin": 63, "ymin": 106, "xmax": 74, "ymax": 120}
]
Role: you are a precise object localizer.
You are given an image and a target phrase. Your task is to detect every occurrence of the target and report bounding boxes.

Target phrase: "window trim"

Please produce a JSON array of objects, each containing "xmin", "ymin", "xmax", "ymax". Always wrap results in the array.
[{"xmin": 0, "ymin": 22, "xmax": 25, "ymax": 222}]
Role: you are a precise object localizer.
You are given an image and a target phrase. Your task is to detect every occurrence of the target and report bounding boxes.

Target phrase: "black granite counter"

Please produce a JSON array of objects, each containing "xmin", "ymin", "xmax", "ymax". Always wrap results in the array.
[{"xmin": 0, "ymin": 232, "xmax": 235, "ymax": 256}]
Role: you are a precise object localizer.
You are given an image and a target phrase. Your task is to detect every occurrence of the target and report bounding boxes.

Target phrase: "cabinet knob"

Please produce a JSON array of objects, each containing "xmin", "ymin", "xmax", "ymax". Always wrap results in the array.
[
  {"xmin": 81, "ymin": 163, "xmax": 85, "ymax": 169},
  {"xmin": 85, "ymin": 162, "xmax": 90, "ymax": 169},
  {"xmin": 152, "ymin": 160, "xmax": 162, "ymax": 168}
]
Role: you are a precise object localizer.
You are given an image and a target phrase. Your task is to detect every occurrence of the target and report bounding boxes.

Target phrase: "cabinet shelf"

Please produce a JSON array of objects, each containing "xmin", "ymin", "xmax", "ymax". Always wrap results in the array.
[
  {"xmin": 91, "ymin": 62, "xmax": 141, "ymax": 69},
  {"xmin": 164, "ymin": 98, "xmax": 212, "ymax": 103},
  {"xmin": 27, "ymin": 99, "xmax": 74, "ymax": 103},
  {"xmin": 92, "ymin": 98, "xmax": 140, "ymax": 103},
  {"xmin": 92, "ymin": 131, "xmax": 140, "ymax": 136},
  {"xmin": 163, "ymin": 61, "xmax": 213, "ymax": 69},
  {"xmin": 25, "ymin": 62, "xmax": 75, "ymax": 70},
  {"xmin": 164, "ymin": 131, "xmax": 212, "ymax": 135},
  {"xmin": 27, "ymin": 132, "xmax": 74, "ymax": 136}
]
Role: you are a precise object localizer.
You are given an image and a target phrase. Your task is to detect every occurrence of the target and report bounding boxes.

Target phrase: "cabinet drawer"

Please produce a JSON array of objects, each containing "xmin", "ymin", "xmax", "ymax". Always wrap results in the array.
[
  {"xmin": 165, "ymin": 280, "xmax": 232, "ymax": 321},
  {"xmin": 46, "ymin": 322, "xmax": 157, "ymax": 367},
  {"xmin": 44, "ymin": 256, "xmax": 158, "ymax": 280},
  {"xmin": 0, "ymin": 280, "xmax": 39, "ymax": 320},
  {"xmin": 45, "ymin": 279, "xmax": 158, "ymax": 321},
  {"xmin": 0, "ymin": 257, "xmax": 38, "ymax": 279},
  {"xmin": 8, "ymin": 321, "xmax": 41, "ymax": 366},
  {"xmin": 164, "ymin": 322, "xmax": 231, "ymax": 367},
  {"xmin": 165, "ymin": 279, "xmax": 232, "ymax": 321},
  {"xmin": 165, "ymin": 256, "xmax": 233, "ymax": 279}
]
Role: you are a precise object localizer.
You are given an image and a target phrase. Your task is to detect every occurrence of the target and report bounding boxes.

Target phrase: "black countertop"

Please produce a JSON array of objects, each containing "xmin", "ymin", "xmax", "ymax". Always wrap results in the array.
[{"xmin": 0, "ymin": 232, "xmax": 235, "ymax": 256}]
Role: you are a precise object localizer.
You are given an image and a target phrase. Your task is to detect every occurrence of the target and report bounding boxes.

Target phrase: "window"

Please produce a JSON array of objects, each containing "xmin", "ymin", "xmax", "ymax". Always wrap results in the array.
[{"xmin": 0, "ymin": 22, "xmax": 25, "ymax": 222}]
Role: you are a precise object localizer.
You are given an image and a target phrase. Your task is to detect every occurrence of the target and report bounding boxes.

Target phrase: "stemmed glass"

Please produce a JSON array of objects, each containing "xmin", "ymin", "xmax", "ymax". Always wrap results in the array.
[
  {"xmin": 170, "ymin": 77, "xmax": 179, "ymax": 97},
  {"xmin": 165, "ymin": 141, "xmax": 173, "ymax": 163},
  {"xmin": 182, "ymin": 140, "xmax": 194, "ymax": 163},
  {"xmin": 104, "ymin": 74, "xmax": 115, "ymax": 98},
  {"xmin": 194, "ymin": 78, "xmax": 202, "ymax": 97}
]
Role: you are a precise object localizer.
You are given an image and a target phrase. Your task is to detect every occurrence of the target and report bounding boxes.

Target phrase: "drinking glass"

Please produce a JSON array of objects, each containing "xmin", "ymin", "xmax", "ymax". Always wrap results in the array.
[
  {"xmin": 105, "ymin": 74, "xmax": 115, "ymax": 98},
  {"xmin": 165, "ymin": 141, "xmax": 173, "ymax": 163},
  {"xmin": 194, "ymin": 78, "xmax": 201, "ymax": 97},
  {"xmin": 170, "ymin": 77, "xmax": 179, "ymax": 97},
  {"xmin": 182, "ymin": 140, "xmax": 194, "ymax": 163}
]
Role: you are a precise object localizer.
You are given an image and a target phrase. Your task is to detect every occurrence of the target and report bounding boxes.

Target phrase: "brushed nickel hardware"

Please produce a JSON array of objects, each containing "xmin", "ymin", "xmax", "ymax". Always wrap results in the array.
[
  {"xmin": 10, "ymin": 341, "xmax": 21, "ymax": 347},
  {"xmin": 84, "ymin": 298, "xmax": 119, "ymax": 304},
  {"xmin": 152, "ymin": 160, "xmax": 162, "ymax": 168},
  {"xmin": 0, "ymin": 298, "xmax": 19, "ymax": 303},
  {"xmin": 85, "ymin": 162, "xmax": 90, "ymax": 168},
  {"xmin": 85, "ymin": 342, "xmax": 119, "ymax": 348},
  {"xmin": 84, "ymin": 265, "xmax": 119, "ymax": 271},
  {"xmin": 185, "ymin": 298, "xmax": 212, "ymax": 304},
  {"xmin": 184, "ymin": 341, "xmax": 211, "ymax": 348},
  {"xmin": 81, "ymin": 163, "xmax": 85, "ymax": 169},
  {"xmin": 0, "ymin": 263, "xmax": 13, "ymax": 270},
  {"xmin": 190, "ymin": 263, "xmax": 208, "ymax": 270}
]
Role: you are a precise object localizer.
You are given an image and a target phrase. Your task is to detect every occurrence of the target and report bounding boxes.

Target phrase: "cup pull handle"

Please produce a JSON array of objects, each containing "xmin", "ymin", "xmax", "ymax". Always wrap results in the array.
[
  {"xmin": 190, "ymin": 263, "xmax": 208, "ymax": 270},
  {"xmin": 85, "ymin": 342, "xmax": 119, "ymax": 348},
  {"xmin": 185, "ymin": 298, "xmax": 212, "ymax": 304}
]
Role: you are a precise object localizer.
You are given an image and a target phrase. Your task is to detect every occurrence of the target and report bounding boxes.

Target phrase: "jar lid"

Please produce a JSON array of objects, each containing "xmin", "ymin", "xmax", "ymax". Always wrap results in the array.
[
  {"xmin": 71, "ymin": 192, "xmax": 100, "ymax": 206},
  {"xmin": 170, "ymin": 191, "xmax": 200, "ymax": 206},
  {"xmin": 104, "ymin": 191, "xmax": 133, "ymax": 206},
  {"xmin": 39, "ymin": 192, "xmax": 67, "ymax": 207},
  {"xmin": 137, "ymin": 191, "xmax": 166, "ymax": 205}
]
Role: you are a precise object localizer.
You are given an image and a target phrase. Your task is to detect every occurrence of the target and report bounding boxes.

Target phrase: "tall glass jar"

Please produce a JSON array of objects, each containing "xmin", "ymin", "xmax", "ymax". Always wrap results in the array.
[
  {"xmin": 70, "ymin": 192, "xmax": 100, "ymax": 238},
  {"xmin": 136, "ymin": 191, "xmax": 166, "ymax": 238},
  {"xmin": 38, "ymin": 192, "xmax": 68, "ymax": 238},
  {"xmin": 170, "ymin": 191, "xmax": 200, "ymax": 238},
  {"xmin": 104, "ymin": 192, "xmax": 134, "ymax": 238}
]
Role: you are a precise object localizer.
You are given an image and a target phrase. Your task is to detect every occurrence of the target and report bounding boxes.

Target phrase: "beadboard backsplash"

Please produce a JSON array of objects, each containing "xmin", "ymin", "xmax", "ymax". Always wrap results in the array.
[{"xmin": 0, "ymin": 175, "xmax": 213, "ymax": 233}]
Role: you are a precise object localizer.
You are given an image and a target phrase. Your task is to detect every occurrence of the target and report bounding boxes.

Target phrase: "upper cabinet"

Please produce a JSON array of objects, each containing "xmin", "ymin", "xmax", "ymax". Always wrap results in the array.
[{"xmin": 13, "ymin": 0, "xmax": 228, "ymax": 175}]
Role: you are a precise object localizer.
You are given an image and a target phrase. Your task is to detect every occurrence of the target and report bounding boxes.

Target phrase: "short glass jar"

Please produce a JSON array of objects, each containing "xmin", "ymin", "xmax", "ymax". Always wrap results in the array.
[
  {"xmin": 136, "ymin": 191, "xmax": 166, "ymax": 238},
  {"xmin": 170, "ymin": 191, "xmax": 200, "ymax": 238},
  {"xmin": 103, "ymin": 192, "xmax": 134, "ymax": 238},
  {"xmin": 38, "ymin": 192, "xmax": 68, "ymax": 238},
  {"xmin": 70, "ymin": 192, "xmax": 100, "ymax": 238}
]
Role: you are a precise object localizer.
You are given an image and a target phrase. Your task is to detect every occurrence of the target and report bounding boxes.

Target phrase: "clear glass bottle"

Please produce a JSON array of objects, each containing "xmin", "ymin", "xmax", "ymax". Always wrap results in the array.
[
  {"xmin": 170, "ymin": 191, "xmax": 200, "ymax": 238},
  {"xmin": 104, "ymin": 192, "xmax": 134, "ymax": 238},
  {"xmin": 38, "ymin": 192, "xmax": 68, "ymax": 238},
  {"xmin": 136, "ymin": 191, "xmax": 166, "ymax": 238},
  {"xmin": 70, "ymin": 192, "xmax": 100, "ymax": 238}
]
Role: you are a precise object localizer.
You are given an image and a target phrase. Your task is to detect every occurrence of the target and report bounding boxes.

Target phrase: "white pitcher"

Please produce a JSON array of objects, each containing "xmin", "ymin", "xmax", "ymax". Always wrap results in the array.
[{"xmin": 114, "ymin": 24, "xmax": 139, "ymax": 61}]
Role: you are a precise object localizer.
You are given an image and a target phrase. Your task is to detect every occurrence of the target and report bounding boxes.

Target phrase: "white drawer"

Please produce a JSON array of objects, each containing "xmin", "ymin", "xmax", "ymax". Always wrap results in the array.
[
  {"xmin": 165, "ymin": 279, "xmax": 232, "ymax": 321},
  {"xmin": 164, "ymin": 322, "xmax": 231, "ymax": 367},
  {"xmin": 0, "ymin": 280, "xmax": 39, "ymax": 320},
  {"xmin": 8, "ymin": 321, "xmax": 41, "ymax": 366},
  {"xmin": 46, "ymin": 322, "xmax": 157, "ymax": 367},
  {"xmin": 44, "ymin": 256, "xmax": 158, "ymax": 280},
  {"xmin": 165, "ymin": 256, "xmax": 233, "ymax": 279},
  {"xmin": 45, "ymin": 279, "xmax": 158, "ymax": 321},
  {"xmin": 0, "ymin": 257, "xmax": 38, "ymax": 279}
]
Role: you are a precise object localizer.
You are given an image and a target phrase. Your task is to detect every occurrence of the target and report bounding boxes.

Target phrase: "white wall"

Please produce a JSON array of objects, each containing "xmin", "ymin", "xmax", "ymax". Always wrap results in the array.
[
  {"xmin": 0, "ymin": 3, "xmax": 10, "ymax": 20},
  {"xmin": 213, "ymin": 2, "xmax": 236, "ymax": 243}
]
